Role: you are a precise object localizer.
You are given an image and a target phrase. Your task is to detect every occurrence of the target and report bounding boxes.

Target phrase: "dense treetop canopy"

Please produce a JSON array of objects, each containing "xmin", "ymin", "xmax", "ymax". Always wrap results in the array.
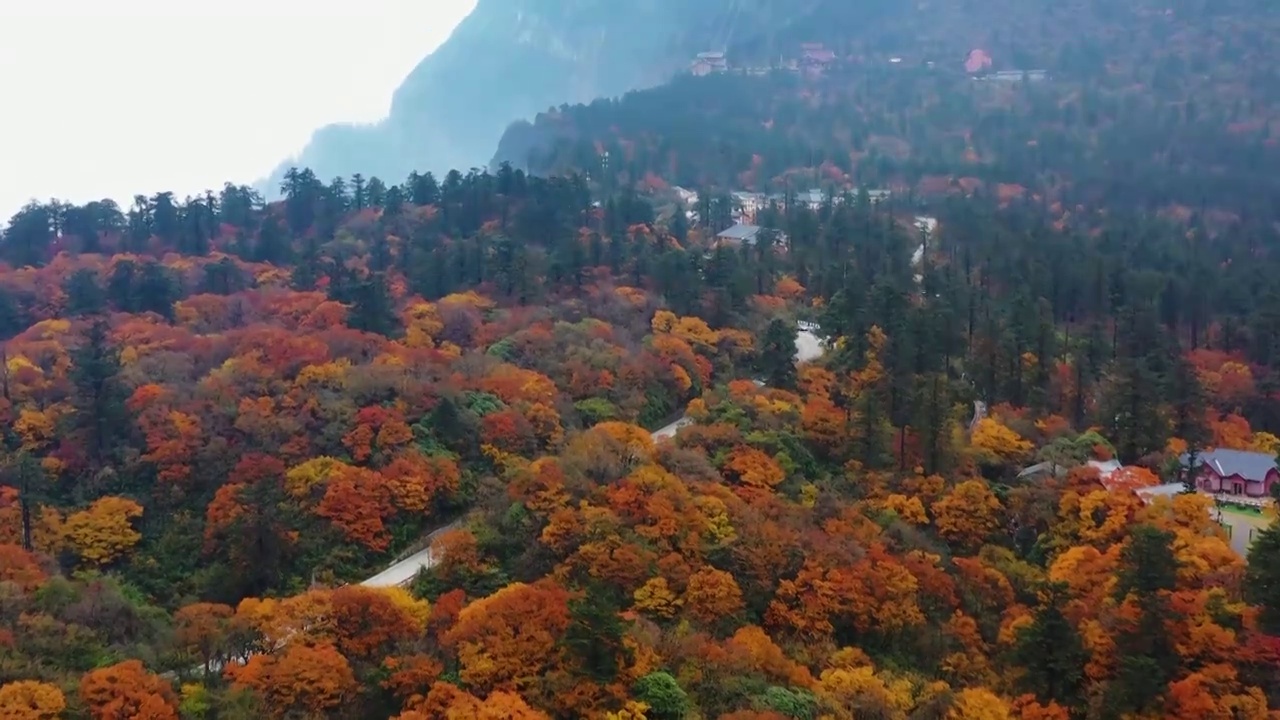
[{"xmin": 3, "ymin": 0, "xmax": 1280, "ymax": 714}]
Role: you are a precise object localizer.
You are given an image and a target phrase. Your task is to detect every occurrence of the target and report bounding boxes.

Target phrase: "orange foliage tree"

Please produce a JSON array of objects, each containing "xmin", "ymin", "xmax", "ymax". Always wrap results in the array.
[
  {"xmin": 316, "ymin": 464, "xmax": 393, "ymax": 551},
  {"xmin": 931, "ymin": 480, "xmax": 1004, "ymax": 551},
  {"xmin": 173, "ymin": 602, "xmax": 234, "ymax": 675},
  {"xmin": 443, "ymin": 581, "xmax": 572, "ymax": 693},
  {"xmin": 382, "ymin": 450, "xmax": 461, "ymax": 514},
  {"xmin": 79, "ymin": 660, "xmax": 179, "ymax": 720},
  {"xmin": 722, "ymin": 446, "xmax": 786, "ymax": 489},
  {"xmin": 0, "ymin": 544, "xmax": 47, "ymax": 590},
  {"xmin": 328, "ymin": 585, "xmax": 428, "ymax": 660},
  {"xmin": 226, "ymin": 642, "xmax": 357, "ymax": 718},
  {"xmin": 683, "ymin": 566, "xmax": 745, "ymax": 624}
]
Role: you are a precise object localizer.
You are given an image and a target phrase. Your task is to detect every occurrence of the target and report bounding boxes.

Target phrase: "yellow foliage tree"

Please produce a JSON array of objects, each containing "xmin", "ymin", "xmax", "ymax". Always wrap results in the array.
[
  {"xmin": 671, "ymin": 316, "xmax": 719, "ymax": 348},
  {"xmin": 1055, "ymin": 489, "xmax": 1142, "ymax": 548},
  {"xmin": 817, "ymin": 665, "xmax": 916, "ymax": 719},
  {"xmin": 650, "ymin": 310, "xmax": 677, "ymax": 334},
  {"xmin": 632, "ymin": 577, "xmax": 682, "ymax": 619},
  {"xmin": 13, "ymin": 406, "xmax": 65, "ymax": 453},
  {"xmin": 1249, "ymin": 431, "xmax": 1280, "ymax": 455},
  {"xmin": 402, "ymin": 301, "xmax": 444, "ymax": 349},
  {"xmin": 947, "ymin": 687, "xmax": 1012, "ymax": 720},
  {"xmin": 63, "ymin": 496, "xmax": 144, "ymax": 566},
  {"xmin": 881, "ymin": 494, "xmax": 929, "ymax": 525},
  {"xmin": 970, "ymin": 418, "xmax": 1033, "ymax": 465},
  {"xmin": 284, "ymin": 457, "xmax": 344, "ymax": 499},
  {"xmin": 931, "ymin": 481, "xmax": 1003, "ymax": 551},
  {"xmin": 590, "ymin": 422, "xmax": 656, "ymax": 464},
  {"xmin": 0, "ymin": 680, "xmax": 66, "ymax": 719},
  {"xmin": 379, "ymin": 587, "xmax": 432, "ymax": 631},
  {"xmin": 294, "ymin": 359, "xmax": 352, "ymax": 390}
]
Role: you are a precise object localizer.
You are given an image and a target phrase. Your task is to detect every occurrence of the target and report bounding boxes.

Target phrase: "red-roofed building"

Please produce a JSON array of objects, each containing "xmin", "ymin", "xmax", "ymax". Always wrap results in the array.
[
  {"xmin": 801, "ymin": 42, "xmax": 837, "ymax": 71},
  {"xmin": 965, "ymin": 48, "xmax": 992, "ymax": 73}
]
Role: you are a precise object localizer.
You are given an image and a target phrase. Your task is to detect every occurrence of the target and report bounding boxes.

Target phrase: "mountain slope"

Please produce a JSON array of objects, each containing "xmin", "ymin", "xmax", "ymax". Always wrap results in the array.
[
  {"xmin": 263, "ymin": 0, "xmax": 1278, "ymax": 196},
  {"xmin": 260, "ymin": 0, "xmax": 714, "ymax": 195},
  {"xmin": 258, "ymin": 0, "xmax": 894, "ymax": 195}
]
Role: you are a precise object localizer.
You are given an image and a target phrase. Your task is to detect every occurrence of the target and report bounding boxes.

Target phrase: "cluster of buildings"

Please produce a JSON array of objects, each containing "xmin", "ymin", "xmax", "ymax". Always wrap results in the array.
[
  {"xmin": 1018, "ymin": 447, "xmax": 1277, "ymax": 555},
  {"xmin": 689, "ymin": 41, "xmax": 840, "ymax": 78},
  {"xmin": 728, "ymin": 187, "xmax": 892, "ymax": 223},
  {"xmin": 692, "ymin": 43, "xmax": 1050, "ymax": 83},
  {"xmin": 667, "ymin": 184, "xmax": 903, "ymax": 248},
  {"xmin": 1018, "ymin": 448, "xmax": 1279, "ymax": 503},
  {"xmin": 965, "ymin": 47, "xmax": 1049, "ymax": 83},
  {"xmin": 973, "ymin": 69, "xmax": 1049, "ymax": 83}
]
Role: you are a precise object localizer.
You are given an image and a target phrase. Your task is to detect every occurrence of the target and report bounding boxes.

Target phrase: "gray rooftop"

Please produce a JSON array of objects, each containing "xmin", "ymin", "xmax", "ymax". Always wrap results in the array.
[
  {"xmin": 1017, "ymin": 461, "xmax": 1066, "ymax": 480},
  {"xmin": 1136, "ymin": 483, "xmax": 1188, "ymax": 504},
  {"xmin": 1181, "ymin": 448, "xmax": 1277, "ymax": 482},
  {"xmin": 717, "ymin": 223, "xmax": 762, "ymax": 243}
]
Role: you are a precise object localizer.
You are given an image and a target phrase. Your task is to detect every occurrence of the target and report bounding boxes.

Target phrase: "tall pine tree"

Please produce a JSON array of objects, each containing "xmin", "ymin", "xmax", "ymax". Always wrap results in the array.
[
  {"xmin": 69, "ymin": 319, "xmax": 129, "ymax": 470},
  {"xmin": 1106, "ymin": 524, "xmax": 1181, "ymax": 717},
  {"xmin": 757, "ymin": 318, "xmax": 798, "ymax": 389},
  {"xmin": 1013, "ymin": 583, "xmax": 1087, "ymax": 708}
]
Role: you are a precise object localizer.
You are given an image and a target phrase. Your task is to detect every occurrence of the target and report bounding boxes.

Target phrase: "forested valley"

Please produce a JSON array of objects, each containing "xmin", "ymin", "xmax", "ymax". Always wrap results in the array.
[{"xmin": 4, "ymin": 2, "xmax": 1280, "ymax": 716}]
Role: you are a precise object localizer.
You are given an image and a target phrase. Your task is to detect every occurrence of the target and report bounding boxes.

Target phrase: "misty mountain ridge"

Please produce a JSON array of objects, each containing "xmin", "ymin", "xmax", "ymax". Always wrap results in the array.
[{"xmin": 262, "ymin": 0, "xmax": 1279, "ymax": 196}]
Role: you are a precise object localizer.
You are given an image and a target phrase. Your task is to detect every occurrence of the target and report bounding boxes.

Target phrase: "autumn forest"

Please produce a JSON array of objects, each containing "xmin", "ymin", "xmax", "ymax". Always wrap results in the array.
[{"xmin": 5, "ymin": 2, "xmax": 1280, "ymax": 716}]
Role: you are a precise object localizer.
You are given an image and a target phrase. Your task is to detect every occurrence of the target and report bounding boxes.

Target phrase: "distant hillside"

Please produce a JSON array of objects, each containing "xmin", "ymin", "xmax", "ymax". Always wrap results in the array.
[
  {"xmin": 263, "ymin": 0, "xmax": 1277, "ymax": 201},
  {"xmin": 492, "ymin": 0, "xmax": 1280, "ymax": 225},
  {"xmin": 254, "ymin": 0, "xmax": 1069, "ymax": 196}
]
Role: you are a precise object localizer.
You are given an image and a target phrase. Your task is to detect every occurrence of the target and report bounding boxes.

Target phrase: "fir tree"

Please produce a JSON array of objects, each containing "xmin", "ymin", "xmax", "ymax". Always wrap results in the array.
[
  {"xmin": 348, "ymin": 272, "xmax": 399, "ymax": 337},
  {"xmin": 1244, "ymin": 514, "xmax": 1280, "ymax": 635},
  {"xmin": 563, "ymin": 580, "xmax": 631, "ymax": 683},
  {"xmin": 63, "ymin": 268, "xmax": 107, "ymax": 316},
  {"xmin": 69, "ymin": 319, "xmax": 129, "ymax": 469},
  {"xmin": 757, "ymin": 318, "xmax": 798, "ymax": 389},
  {"xmin": 1013, "ymin": 583, "xmax": 1087, "ymax": 708},
  {"xmin": 1106, "ymin": 524, "xmax": 1180, "ymax": 717}
]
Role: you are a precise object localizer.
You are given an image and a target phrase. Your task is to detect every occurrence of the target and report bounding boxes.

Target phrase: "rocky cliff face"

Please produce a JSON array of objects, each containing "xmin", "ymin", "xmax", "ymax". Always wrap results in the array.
[{"xmin": 260, "ymin": 0, "xmax": 704, "ymax": 195}]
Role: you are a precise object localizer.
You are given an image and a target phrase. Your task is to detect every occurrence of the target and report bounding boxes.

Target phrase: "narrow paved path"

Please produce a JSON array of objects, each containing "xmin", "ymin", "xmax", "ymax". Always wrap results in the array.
[
  {"xmin": 1215, "ymin": 506, "xmax": 1273, "ymax": 557},
  {"xmin": 360, "ymin": 520, "xmax": 462, "ymax": 588},
  {"xmin": 653, "ymin": 326, "xmax": 824, "ymax": 441}
]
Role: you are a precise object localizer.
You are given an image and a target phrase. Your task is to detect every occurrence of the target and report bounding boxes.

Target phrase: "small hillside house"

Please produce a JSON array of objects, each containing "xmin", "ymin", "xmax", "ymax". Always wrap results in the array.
[
  {"xmin": 692, "ymin": 51, "xmax": 728, "ymax": 76},
  {"xmin": 1182, "ymin": 449, "xmax": 1279, "ymax": 498}
]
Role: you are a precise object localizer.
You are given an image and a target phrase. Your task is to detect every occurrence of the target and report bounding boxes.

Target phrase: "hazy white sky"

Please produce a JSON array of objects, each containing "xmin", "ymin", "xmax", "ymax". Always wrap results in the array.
[{"xmin": 0, "ymin": 0, "xmax": 475, "ymax": 218}]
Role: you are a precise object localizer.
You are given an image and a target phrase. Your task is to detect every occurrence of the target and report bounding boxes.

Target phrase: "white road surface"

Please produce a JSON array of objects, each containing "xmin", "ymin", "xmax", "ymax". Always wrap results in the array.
[
  {"xmin": 1216, "ymin": 507, "xmax": 1273, "ymax": 557},
  {"xmin": 651, "ymin": 416, "xmax": 694, "ymax": 441},
  {"xmin": 652, "ymin": 327, "xmax": 825, "ymax": 441},
  {"xmin": 359, "ymin": 520, "xmax": 461, "ymax": 588}
]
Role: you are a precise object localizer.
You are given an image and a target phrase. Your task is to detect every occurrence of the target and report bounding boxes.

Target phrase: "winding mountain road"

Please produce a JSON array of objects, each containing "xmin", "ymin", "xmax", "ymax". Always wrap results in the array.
[
  {"xmin": 365, "ymin": 324, "xmax": 827, "ymax": 587},
  {"xmin": 168, "ymin": 323, "xmax": 829, "ymax": 683}
]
